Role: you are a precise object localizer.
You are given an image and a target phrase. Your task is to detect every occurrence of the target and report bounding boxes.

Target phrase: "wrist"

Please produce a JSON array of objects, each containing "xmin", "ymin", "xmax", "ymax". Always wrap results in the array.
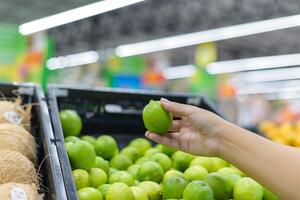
[{"xmin": 215, "ymin": 120, "xmax": 237, "ymax": 157}]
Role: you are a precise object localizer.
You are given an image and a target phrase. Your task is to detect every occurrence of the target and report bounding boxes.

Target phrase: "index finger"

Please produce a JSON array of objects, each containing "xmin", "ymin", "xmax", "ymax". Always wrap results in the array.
[{"xmin": 160, "ymin": 98, "xmax": 195, "ymax": 118}]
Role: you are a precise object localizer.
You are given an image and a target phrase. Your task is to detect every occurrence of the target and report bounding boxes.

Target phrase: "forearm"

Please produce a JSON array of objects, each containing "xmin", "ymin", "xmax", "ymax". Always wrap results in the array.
[{"xmin": 218, "ymin": 122, "xmax": 300, "ymax": 200}]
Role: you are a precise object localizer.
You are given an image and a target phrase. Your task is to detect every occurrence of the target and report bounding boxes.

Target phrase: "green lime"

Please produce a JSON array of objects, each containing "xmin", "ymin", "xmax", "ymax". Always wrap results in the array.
[
  {"xmin": 263, "ymin": 187, "xmax": 279, "ymax": 200},
  {"xmin": 81, "ymin": 135, "xmax": 96, "ymax": 145},
  {"xmin": 121, "ymin": 146, "xmax": 141, "ymax": 162},
  {"xmin": 218, "ymin": 167, "xmax": 242, "ymax": 189},
  {"xmin": 135, "ymin": 157, "xmax": 150, "ymax": 164},
  {"xmin": 162, "ymin": 176, "xmax": 188, "ymax": 199},
  {"xmin": 109, "ymin": 168, "xmax": 118, "ymax": 176},
  {"xmin": 143, "ymin": 100, "xmax": 173, "ymax": 134},
  {"xmin": 159, "ymin": 145, "xmax": 177, "ymax": 156},
  {"xmin": 233, "ymin": 177, "xmax": 263, "ymax": 200},
  {"xmin": 106, "ymin": 182, "xmax": 135, "ymax": 200},
  {"xmin": 110, "ymin": 154, "xmax": 132, "ymax": 170},
  {"xmin": 184, "ymin": 166, "xmax": 208, "ymax": 181},
  {"xmin": 60, "ymin": 110, "xmax": 82, "ymax": 137},
  {"xmin": 65, "ymin": 136, "xmax": 80, "ymax": 143},
  {"xmin": 97, "ymin": 184, "xmax": 111, "ymax": 200},
  {"xmin": 72, "ymin": 169, "xmax": 90, "ymax": 190},
  {"xmin": 144, "ymin": 148, "xmax": 161, "ymax": 157},
  {"xmin": 229, "ymin": 164, "xmax": 246, "ymax": 177},
  {"xmin": 127, "ymin": 164, "xmax": 140, "ymax": 179},
  {"xmin": 129, "ymin": 138, "xmax": 152, "ymax": 154},
  {"xmin": 172, "ymin": 151, "xmax": 194, "ymax": 172},
  {"xmin": 138, "ymin": 181, "xmax": 162, "ymax": 200},
  {"xmin": 137, "ymin": 161, "xmax": 164, "ymax": 183},
  {"xmin": 66, "ymin": 140, "xmax": 96, "ymax": 170},
  {"xmin": 78, "ymin": 187, "xmax": 103, "ymax": 200},
  {"xmin": 89, "ymin": 168, "xmax": 108, "ymax": 188},
  {"xmin": 149, "ymin": 153, "xmax": 172, "ymax": 172},
  {"xmin": 94, "ymin": 156, "xmax": 110, "ymax": 175},
  {"xmin": 211, "ymin": 157, "xmax": 228, "ymax": 172},
  {"xmin": 163, "ymin": 169, "xmax": 188, "ymax": 183},
  {"xmin": 204, "ymin": 172, "xmax": 232, "ymax": 200},
  {"xmin": 190, "ymin": 157, "xmax": 214, "ymax": 172},
  {"xmin": 95, "ymin": 135, "xmax": 118, "ymax": 160},
  {"xmin": 131, "ymin": 186, "xmax": 149, "ymax": 200},
  {"xmin": 183, "ymin": 180, "xmax": 214, "ymax": 200},
  {"xmin": 109, "ymin": 170, "xmax": 135, "ymax": 186}
]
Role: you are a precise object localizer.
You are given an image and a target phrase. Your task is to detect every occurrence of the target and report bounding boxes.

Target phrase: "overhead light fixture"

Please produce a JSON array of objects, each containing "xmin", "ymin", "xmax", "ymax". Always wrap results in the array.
[
  {"xmin": 116, "ymin": 14, "xmax": 300, "ymax": 57},
  {"xmin": 232, "ymin": 67, "xmax": 300, "ymax": 84},
  {"xmin": 19, "ymin": 0, "xmax": 145, "ymax": 35},
  {"xmin": 236, "ymin": 80, "xmax": 300, "ymax": 99},
  {"xmin": 237, "ymin": 83, "xmax": 300, "ymax": 95},
  {"xmin": 206, "ymin": 53, "xmax": 300, "ymax": 74},
  {"xmin": 162, "ymin": 65, "xmax": 197, "ymax": 79},
  {"xmin": 47, "ymin": 51, "xmax": 99, "ymax": 70},
  {"xmin": 267, "ymin": 92, "xmax": 300, "ymax": 100}
]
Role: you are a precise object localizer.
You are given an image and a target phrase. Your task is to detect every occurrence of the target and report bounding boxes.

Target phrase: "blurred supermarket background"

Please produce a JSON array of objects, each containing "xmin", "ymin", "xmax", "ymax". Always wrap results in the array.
[{"xmin": 1, "ymin": 0, "xmax": 300, "ymax": 145}]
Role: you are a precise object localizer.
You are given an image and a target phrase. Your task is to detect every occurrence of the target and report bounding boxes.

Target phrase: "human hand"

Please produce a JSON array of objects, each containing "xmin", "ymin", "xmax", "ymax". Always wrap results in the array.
[{"xmin": 145, "ymin": 98, "xmax": 228, "ymax": 156}]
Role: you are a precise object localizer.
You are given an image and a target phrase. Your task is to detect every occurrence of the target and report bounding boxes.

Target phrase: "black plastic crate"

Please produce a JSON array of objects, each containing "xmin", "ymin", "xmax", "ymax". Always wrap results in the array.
[
  {"xmin": 0, "ymin": 83, "xmax": 66, "ymax": 199},
  {"xmin": 47, "ymin": 85, "xmax": 219, "ymax": 200}
]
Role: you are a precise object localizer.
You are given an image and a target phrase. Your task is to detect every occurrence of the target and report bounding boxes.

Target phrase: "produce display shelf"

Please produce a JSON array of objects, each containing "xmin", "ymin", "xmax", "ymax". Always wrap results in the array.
[
  {"xmin": 47, "ymin": 85, "xmax": 219, "ymax": 200},
  {"xmin": 0, "ymin": 83, "xmax": 66, "ymax": 199}
]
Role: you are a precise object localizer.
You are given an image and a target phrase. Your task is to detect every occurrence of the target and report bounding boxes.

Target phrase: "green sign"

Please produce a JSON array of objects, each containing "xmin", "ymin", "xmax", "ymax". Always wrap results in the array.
[{"xmin": 0, "ymin": 23, "xmax": 26, "ymax": 64}]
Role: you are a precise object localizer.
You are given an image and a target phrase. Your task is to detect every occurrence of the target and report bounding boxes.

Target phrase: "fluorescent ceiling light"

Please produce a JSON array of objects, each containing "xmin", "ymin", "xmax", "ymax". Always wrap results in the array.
[
  {"xmin": 267, "ymin": 92, "xmax": 300, "ymax": 100},
  {"xmin": 207, "ymin": 53, "xmax": 300, "ymax": 75},
  {"xmin": 236, "ymin": 80, "xmax": 300, "ymax": 99},
  {"xmin": 238, "ymin": 83, "xmax": 300, "ymax": 95},
  {"xmin": 47, "ymin": 51, "xmax": 99, "ymax": 70},
  {"xmin": 19, "ymin": 0, "xmax": 145, "ymax": 35},
  {"xmin": 162, "ymin": 65, "xmax": 197, "ymax": 79},
  {"xmin": 116, "ymin": 14, "xmax": 300, "ymax": 57},
  {"xmin": 232, "ymin": 67, "xmax": 300, "ymax": 84}
]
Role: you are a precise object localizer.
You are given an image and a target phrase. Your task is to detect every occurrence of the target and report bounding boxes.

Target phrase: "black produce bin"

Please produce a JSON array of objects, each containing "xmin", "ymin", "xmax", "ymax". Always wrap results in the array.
[
  {"xmin": 47, "ymin": 85, "xmax": 219, "ymax": 200},
  {"xmin": 0, "ymin": 83, "xmax": 67, "ymax": 199}
]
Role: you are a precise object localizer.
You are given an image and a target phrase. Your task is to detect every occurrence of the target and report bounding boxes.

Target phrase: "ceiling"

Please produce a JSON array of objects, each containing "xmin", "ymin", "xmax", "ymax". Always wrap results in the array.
[
  {"xmin": 0, "ymin": 0, "xmax": 98, "ymax": 25},
  {"xmin": 1, "ymin": 0, "xmax": 300, "ymax": 63}
]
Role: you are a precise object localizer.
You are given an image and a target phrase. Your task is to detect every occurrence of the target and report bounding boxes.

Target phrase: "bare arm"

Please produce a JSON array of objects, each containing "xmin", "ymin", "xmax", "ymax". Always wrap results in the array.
[{"xmin": 146, "ymin": 98, "xmax": 300, "ymax": 200}]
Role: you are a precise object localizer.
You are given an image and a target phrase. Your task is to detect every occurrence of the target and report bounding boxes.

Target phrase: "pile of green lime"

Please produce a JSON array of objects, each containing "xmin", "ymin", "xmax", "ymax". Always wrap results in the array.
[{"xmin": 61, "ymin": 110, "xmax": 278, "ymax": 200}]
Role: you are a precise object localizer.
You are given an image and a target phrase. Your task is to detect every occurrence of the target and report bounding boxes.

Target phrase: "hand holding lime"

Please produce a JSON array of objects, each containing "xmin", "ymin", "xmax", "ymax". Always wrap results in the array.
[{"xmin": 143, "ymin": 100, "xmax": 173, "ymax": 134}]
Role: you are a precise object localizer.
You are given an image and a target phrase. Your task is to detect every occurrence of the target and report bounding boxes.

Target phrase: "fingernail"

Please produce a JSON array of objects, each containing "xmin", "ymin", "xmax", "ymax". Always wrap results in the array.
[
  {"xmin": 145, "ymin": 132, "xmax": 151, "ymax": 138},
  {"xmin": 160, "ymin": 98, "xmax": 170, "ymax": 103}
]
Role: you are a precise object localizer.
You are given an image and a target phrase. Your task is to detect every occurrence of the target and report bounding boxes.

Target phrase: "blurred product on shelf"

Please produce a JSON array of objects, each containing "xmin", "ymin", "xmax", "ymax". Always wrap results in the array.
[{"xmin": 259, "ymin": 121, "xmax": 300, "ymax": 147}]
